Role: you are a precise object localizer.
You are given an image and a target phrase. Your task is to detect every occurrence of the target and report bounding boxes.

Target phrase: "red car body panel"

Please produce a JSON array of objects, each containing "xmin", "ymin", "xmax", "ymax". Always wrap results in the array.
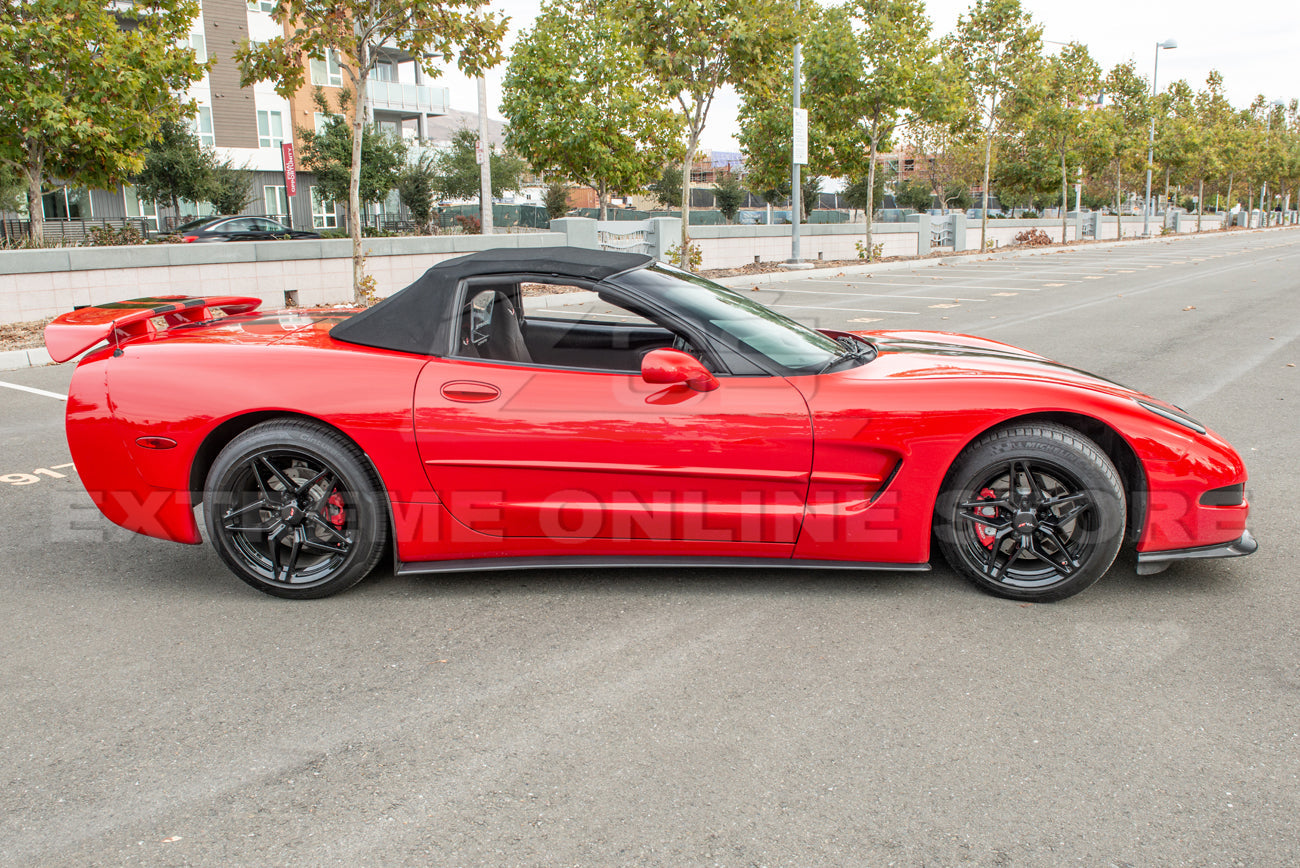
[{"xmin": 49, "ymin": 277, "xmax": 1251, "ymax": 579}]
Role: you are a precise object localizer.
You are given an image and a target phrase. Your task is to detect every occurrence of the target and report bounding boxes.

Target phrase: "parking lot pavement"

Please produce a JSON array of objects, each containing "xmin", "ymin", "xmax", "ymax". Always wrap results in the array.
[{"xmin": 1, "ymin": 229, "xmax": 1298, "ymax": 866}]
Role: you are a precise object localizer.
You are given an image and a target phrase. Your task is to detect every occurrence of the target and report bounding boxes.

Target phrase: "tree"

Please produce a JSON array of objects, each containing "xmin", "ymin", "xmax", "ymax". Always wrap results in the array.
[
  {"xmin": 207, "ymin": 163, "xmax": 255, "ymax": 215},
  {"xmin": 396, "ymin": 153, "xmax": 438, "ymax": 234},
  {"xmin": 1082, "ymin": 61, "xmax": 1150, "ymax": 239},
  {"xmin": 648, "ymin": 165, "xmax": 683, "ymax": 210},
  {"xmin": 502, "ymin": 0, "xmax": 681, "ymax": 220},
  {"xmin": 298, "ymin": 92, "xmax": 406, "ymax": 217},
  {"xmin": 435, "ymin": 128, "xmax": 525, "ymax": 201},
  {"xmin": 627, "ymin": 0, "xmax": 796, "ymax": 262},
  {"xmin": 902, "ymin": 117, "xmax": 982, "ymax": 212},
  {"xmin": 804, "ymin": 0, "xmax": 953, "ymax": 259},
  {"xmin": 893, "ymin": 178, "xmax": 934, "ymax": 212},
  {"xmin": 713, "ymin": 171, "xmax": 746, "ymax": 222},
  {"xmin": 945, "ymin": 0, "xmax": 1043, "ymax": 249},
  {"xmin": 1028, "ymin": 42, "xmax": 1101, "ymax": 240},
  {"xmin": 543, "ymin": 180, "xmax": 571, "ymax": 219},
  {"xmin": 132, "ymin": 117, "xmax": 217, "ymax": 222},
  {"xmin": 0, "ymin": 0, "xmax": 207, "ymax": 245},
  {"xmin": 236, "ymin": 0, "xmax": 506, "ymax": 303}
]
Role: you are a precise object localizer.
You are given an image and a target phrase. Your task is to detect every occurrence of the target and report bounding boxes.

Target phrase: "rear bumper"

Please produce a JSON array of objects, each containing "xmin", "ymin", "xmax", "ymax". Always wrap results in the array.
[{"xmin": 1135, "ymin": 530, "xmax": 1258, "ymax": 575}]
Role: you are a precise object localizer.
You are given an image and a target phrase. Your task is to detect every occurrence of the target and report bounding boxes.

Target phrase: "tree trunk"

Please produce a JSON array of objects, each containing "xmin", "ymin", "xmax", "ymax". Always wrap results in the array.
[
  {"xmin": 598, "ymin": 179, "xmax": 608, "ymax": 221},
  {"xmin": 1197, "ymin": 178, "xmax": 1203, "ymax": 232},
  {"xmin": 865, "ymin": 138, "xmax": 878, "ymax": 260},
  {"xmin": 1115, "ymin": 164, "xmax": 1122, "ymax": 239},
  {"xmin": 348, "ymin": 58, "xmax": 368, "ymax": 305},
  {"xmin": 25, "ymin": 158, "xmax": 44, "ymax": 247},
  {"xmin": 1225, "ymin": 172, "xmax": 1235, "ymax": 229},
  {"xmin": 1060, "ymin": 150, "xmax": 1068, "ymax": 243},
  {"xmin": 680, "ymin": 128, "xmax": 699, "ymax": 268},
  {"xmin": 1246, "ymin": 184, "xmax": 1253, "ymax": 229},
  {"xmin": 980, "ymin": 121, "xmax": 993, "ymax": 250}
]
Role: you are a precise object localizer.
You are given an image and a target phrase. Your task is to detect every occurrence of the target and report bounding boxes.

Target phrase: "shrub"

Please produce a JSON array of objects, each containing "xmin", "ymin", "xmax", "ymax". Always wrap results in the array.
[{"xmin": 1013, "ymin": 228, "xmax": 1052, "ymax": 246}]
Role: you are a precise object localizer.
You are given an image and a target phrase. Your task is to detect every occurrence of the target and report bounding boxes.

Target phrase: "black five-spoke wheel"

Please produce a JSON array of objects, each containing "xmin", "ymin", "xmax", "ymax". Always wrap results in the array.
[
  {"xmin": 935, "ymin": 423, "xmax": 1126, "ymax": 602},
  {"xmin": 203, "ymin": 420, "xmax": 388, "ymax": 598}
]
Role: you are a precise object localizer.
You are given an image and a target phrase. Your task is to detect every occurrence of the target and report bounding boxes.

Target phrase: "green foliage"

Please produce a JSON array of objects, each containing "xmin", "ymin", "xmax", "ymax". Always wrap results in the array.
[
  {"xmin": 854, "ymin": 240, "xmax": 883, "ymax": 260},
  {"xmin": 648, "ymin": 165, "xmax": 683, "ymax": 210},
  {"xmin": 0, "ymin": 0, "xmax": 208, "ymax": 245},
  {"xmin": 235, "ymin": 0, "xmax": 506, "ymax": 302},
  {"xmin": 435, "ymin": 128, "xmax": 526, "ymax": 202},
  {"xmin": 502, "ymin": 0, "xmax": 681, "ymax": 220},
  {"xmin": 299, "ymin": 93, "xmax": 406, "ymax": 208},
  {"xmin": 665, "ymin": 243, "xmax": 702, "ymax": 271},
  {"xmin": 713, "ymin": 171, "xmax": 747, "ymax": 222},
  {"xmin": 543, "ymin": 181, "xmax": 570, "ymax": 219},
  {"xmin": 89, "ymin": 224, "xmax": 146, "ymax": 246},
  {"xmin": 804, "ymin": 0, "xmax": 954, "ymax": 256},
  {"xmin": 893, "ymin": 178, "xmax": 934, "ymax": 212},
  {"xmin": 207, "ymin": 163, "xmax": 255, "ymax": 215},
  {"xmin": 626, "ymin": 0, "xmax": 798, "ymax": 252},
  {"xmin": 131, "ymin": 118, "xmax": 216, "ymax": 215},
  {"xmin": 396, "ymin": 153, "xmax": 437, "ymax": 233},
  {"xmin": 945, "ymin": 0, "xmax": 1044, "ymax": 245}
]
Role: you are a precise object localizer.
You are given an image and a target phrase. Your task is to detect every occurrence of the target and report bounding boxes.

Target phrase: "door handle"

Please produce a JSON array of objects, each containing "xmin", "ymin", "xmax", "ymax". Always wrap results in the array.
[{"xmin": 440, "ymin": 381, "xmax": 501, "ymax": 403}]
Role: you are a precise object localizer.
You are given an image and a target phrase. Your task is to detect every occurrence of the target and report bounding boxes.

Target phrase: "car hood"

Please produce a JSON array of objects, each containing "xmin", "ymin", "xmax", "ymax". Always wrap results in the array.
[{"xmin": 850, "ymin": 329, "xmax": 1144, "ymax": 399}]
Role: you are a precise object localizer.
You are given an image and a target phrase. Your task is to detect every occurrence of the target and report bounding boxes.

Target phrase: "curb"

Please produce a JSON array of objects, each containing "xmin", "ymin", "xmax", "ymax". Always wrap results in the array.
[{"xmin": 0, "ymin": 346, "xmax": 52, "ymax": 372}]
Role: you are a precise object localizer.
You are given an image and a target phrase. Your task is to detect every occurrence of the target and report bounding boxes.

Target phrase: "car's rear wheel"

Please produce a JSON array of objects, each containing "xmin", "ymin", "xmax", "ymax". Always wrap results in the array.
[
  {"xmin": 934, "ymin": 423, "xmax": 1125, "ymax": 602},
  {"xmin": 203, "ymin": 420, "xmax": 388, "ymax": 598}
]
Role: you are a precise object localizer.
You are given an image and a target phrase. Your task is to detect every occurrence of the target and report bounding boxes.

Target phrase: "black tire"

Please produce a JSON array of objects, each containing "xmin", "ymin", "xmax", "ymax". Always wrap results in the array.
[
  {"xmin": 934, "ymin": 423, "xmax": 1125, "ymax": 602},
  {"xmin": 203, "ymin": 419, "xmax": 389, "ymax": 599}
]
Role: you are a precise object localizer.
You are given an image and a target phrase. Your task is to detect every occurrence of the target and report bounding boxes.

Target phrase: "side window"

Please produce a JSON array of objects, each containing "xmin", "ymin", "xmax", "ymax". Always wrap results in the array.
[{"xmin": 454, "ymin": 279, "xmax": 706, "ymax": 373}]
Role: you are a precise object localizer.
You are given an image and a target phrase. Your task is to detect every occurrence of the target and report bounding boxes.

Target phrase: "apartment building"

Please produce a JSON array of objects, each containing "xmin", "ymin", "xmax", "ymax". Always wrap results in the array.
[{"xmin": 44, "ymin": 0, "xmax": 452, "ymax": 233}]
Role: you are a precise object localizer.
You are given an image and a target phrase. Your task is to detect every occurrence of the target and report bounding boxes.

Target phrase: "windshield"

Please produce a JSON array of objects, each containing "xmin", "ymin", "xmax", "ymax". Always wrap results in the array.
[{"xmin": 617, "ymin": 263, "xmax": 849, "ymax": 374}]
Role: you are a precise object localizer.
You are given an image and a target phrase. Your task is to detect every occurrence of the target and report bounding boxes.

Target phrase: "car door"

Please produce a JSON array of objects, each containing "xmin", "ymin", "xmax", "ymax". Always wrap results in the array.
[{"xmin": 411, "ymin": 284, "xmax": 813, "ymax": 549}]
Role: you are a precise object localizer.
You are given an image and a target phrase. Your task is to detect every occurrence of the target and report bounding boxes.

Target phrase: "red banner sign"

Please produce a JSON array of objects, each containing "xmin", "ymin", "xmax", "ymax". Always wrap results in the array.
[{"xmin": 282, "ymin": 142, "xmax": 297, "ymax": 197}]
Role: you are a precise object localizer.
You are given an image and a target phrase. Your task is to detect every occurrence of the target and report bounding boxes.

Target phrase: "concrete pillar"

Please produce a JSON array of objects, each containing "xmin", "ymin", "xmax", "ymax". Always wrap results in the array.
[
  {"xmin": 549, "ymin": 217, "xmax": 599, "ymax": 250},
  {"xmin": 950, "ymin": 212, "xmax": 968, "ymax": 251},
  {"xmin": 647, "ymin": 217, "xmax": 682, "ymax": 262},
  {"xmin": 905, "ymin": 212, "xmax": 932, "ymax": 256}
]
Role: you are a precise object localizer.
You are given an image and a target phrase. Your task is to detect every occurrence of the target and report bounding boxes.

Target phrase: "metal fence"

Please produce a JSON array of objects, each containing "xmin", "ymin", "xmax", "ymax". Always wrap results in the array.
[
  {"xmin": 1, "ymin": 217, "xmax": 154, "ymax": 245},
  {"xmin": 596, "ymin": 220, "xmax": 653, "ymax": 255}
]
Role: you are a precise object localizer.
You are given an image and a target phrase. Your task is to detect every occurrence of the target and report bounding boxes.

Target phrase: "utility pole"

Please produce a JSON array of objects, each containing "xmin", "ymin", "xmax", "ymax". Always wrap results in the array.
[{"xmin": 477, "ymin": 75, "xmax": 493, "ymax": 235}]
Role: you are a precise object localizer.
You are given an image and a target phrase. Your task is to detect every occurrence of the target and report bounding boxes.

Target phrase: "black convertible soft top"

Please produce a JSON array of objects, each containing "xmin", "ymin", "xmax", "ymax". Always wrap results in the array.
[{"xmin": 330, "ymin": 246, "xmax": 653, "ymax": 356}]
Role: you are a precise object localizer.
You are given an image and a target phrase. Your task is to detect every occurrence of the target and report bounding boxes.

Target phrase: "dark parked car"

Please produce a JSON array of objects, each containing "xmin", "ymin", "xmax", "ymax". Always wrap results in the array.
[{"xmin": 170, "ymin": 216, "xmax": 323, "ymax": 242}]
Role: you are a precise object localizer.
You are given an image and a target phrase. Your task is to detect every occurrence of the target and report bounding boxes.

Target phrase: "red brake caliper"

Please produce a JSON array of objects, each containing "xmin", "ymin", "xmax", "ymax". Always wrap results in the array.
[
  {"xmin": 326, "ymin": 490, "xmax": 346, "ymax": 529},
  {"xmin": 974, "ymin": 487, "xmax": 999, "ymax": 549}
]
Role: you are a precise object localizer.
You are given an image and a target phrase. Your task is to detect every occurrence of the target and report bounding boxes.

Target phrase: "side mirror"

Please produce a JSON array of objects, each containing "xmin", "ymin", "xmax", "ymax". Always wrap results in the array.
[{"xmin": 641, "ymin": 348, "xmax": 719, "ymax": 392}]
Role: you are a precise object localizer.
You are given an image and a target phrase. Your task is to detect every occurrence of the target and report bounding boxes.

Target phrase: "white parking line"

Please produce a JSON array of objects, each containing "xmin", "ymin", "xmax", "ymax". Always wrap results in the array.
[{"xmin": 0, "ymin": 381, "xmax": 67, "ymax": 401}]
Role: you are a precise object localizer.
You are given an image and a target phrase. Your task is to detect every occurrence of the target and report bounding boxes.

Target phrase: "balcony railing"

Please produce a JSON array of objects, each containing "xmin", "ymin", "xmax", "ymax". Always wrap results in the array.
[{"xmin": 365, "ymin": 80, "xmax": 449, "ymax": 116}]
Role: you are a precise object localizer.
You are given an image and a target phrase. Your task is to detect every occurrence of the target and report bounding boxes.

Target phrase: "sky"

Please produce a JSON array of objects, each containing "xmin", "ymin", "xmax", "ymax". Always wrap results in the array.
[{"xmin": 433, "ymin": 0, "xmax": 1300, "ymax": 152}]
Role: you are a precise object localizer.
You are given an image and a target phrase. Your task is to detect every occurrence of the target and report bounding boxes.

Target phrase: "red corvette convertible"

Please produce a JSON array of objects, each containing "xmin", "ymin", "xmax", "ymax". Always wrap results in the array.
[{"xmin": 44, "ymin": 247, "xmax": 1255, "ymax": 601}]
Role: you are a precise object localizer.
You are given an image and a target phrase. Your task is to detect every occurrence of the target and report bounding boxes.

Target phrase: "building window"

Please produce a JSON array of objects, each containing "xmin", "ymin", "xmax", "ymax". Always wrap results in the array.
[
  {"xmin": 264, "ymin": 186, "xmax": 289, "ymax": 219},
  {"xmin": 257, "ymin": 110, "xmax": 284, "ymax": 149},
  {"xmin": 193, "ymin": 106, "xmax": 214, "ymax": 147},
  {"xmin": 247, "ymin": 0, "xmax": 275, "ymax": 13},
  {"xmin": 310, "ymin": 48, "xmax": 343, "ymax": 87},
  {"xmin": 369, "ymin": 62, "xmax": 395, "ymax": 82},
  {"xmin": 190, "ymin": 33, "xmax": 206, "ymax": 64},
  {"xmin": 122, "ymin": 185, "xmax": 158, "ymax": 230},
  {"xmin": 42, "ymin": 186, "xmax": 91, "ymax": 220},
  {"xmin": 310, "ymin": 187, "xmax": 338, "ymax": 228}
]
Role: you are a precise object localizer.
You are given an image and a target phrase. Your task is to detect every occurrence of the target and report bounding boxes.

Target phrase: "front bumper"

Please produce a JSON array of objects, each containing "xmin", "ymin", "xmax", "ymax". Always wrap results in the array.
[{"xmin": 1135, "ymin": 530, "xmax": 1258, "ymax": 575}]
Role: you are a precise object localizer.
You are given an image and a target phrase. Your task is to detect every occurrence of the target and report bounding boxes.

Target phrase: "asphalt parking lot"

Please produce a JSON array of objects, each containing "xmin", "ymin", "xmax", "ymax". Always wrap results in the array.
[{"xmin": 2, "ymin": 228, "xmax": 1297, "ymax": 866}]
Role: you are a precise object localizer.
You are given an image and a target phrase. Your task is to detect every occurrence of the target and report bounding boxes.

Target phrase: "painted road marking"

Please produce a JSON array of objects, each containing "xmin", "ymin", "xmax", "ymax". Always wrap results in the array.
[
  {"xmin": 849, "ymin": 317, "xmax": 883, "ymax": 323},
  {"xmin": 992, "ymin": 292, "xmax": 1018, "ymax": 297},
  {"xmin": 2, "ymin": 463, "xmax": 76, "ymax": 486},
  {"xmin": 0, "ymin": 381, "xmax": 68, "ymax": 401},
  {"xmin": 770, "ymin": 304, "xmax": 920, "ymax": 315},
  {"xmin": 1043, "ymin": 283, "xmax": 1067, "ymax": 287}
]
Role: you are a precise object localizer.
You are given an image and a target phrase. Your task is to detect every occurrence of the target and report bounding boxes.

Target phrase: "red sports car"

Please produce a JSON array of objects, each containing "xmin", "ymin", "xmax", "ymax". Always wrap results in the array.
[{"xmin": 44, "ymin": 247, "xmax": 1255, "ymax": 601}]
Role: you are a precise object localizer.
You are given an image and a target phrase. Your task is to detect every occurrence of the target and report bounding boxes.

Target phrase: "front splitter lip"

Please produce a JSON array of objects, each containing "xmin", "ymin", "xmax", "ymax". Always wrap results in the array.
[{"xmin": 1136, "ymin": 530, "xmax": 1258, "ymax": 575}]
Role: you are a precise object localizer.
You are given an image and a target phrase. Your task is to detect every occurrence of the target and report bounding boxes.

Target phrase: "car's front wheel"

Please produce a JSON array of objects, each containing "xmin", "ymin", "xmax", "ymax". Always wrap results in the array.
[
  {"xmin": 203, "ymin": 420, "xmax": 388, "ymax": 598},
  {"xmin": 934, "ymin": 423, "xmax": 1126, "ymax": 602}
]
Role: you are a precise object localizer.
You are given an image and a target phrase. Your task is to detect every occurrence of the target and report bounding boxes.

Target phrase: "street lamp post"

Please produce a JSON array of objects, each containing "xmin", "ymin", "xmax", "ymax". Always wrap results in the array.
[{"xmin": 1143, "ymin": 38, "xmax": 1177, "ymax": 237}]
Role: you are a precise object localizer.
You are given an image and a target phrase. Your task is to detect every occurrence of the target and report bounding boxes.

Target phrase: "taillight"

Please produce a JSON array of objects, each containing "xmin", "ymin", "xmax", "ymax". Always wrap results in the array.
[{"xmin": 182, "ymin": 235, "xmax": 199, "ymax": 242}]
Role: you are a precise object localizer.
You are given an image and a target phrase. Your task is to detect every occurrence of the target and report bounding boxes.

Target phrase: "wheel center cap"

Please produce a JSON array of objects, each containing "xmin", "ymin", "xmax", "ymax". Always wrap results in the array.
[
  {"xmin": 280, "ymin": 504, "xmax": 306, "ymax": 527},
  {"xmin": 1013, "ymin": 509, "xmax": 1038, "ymax": 534}
]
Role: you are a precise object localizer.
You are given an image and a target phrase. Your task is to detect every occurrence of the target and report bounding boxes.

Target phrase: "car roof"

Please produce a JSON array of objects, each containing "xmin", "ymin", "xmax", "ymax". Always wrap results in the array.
[{"xmin": 331, "ymin": 246, "xmax": 653, "ymax": 356}]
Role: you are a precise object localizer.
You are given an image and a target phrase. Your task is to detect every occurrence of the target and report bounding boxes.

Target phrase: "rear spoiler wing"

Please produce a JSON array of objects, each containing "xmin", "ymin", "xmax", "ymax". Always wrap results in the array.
[{"xmin": 44, "ymin": 296, "xmax": 263, "ymax": 363}]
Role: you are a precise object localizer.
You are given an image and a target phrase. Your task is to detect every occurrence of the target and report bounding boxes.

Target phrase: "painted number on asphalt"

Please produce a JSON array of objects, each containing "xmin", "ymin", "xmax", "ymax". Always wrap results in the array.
[{"xmin": 2, "ymin": 463, "xmax": 75, "ymax": 486}]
